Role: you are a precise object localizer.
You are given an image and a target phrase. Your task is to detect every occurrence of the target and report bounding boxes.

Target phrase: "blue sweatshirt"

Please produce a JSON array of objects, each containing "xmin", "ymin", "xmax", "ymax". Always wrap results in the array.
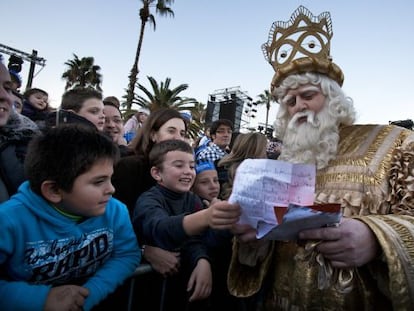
[{"xmin": 0, "ymin": 181, "xmax": 141, "ymax": 311}]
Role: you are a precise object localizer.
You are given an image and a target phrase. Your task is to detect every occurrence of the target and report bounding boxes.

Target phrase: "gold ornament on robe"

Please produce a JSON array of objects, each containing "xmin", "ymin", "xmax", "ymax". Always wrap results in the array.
[{"xmin": 228, "ymin": 124, "xmax": 414, "ymax": 310}]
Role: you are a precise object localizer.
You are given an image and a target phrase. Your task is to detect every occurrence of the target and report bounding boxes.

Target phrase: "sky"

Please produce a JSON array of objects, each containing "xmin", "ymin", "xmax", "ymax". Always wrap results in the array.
[{"xmin": 3, "ymin": 0, "xmax": 413, "ymax": 129}]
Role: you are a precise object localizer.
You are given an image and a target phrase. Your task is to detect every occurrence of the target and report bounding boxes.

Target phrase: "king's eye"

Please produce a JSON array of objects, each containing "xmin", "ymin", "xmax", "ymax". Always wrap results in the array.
[{"xmin": 285, "ymin": 98, "xmax": 296, "ymax": 107}]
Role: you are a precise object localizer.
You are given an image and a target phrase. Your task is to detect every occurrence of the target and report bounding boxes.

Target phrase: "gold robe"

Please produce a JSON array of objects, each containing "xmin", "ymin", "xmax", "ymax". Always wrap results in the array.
[{"xmin": 228, "ymin": 124, "xmax": 414, "ymax": 310}]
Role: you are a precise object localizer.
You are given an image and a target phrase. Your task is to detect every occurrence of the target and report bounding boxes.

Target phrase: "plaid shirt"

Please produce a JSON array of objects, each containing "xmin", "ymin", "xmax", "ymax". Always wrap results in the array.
[{"xmin": 196, "ymin": 142, "xmax": 228, "ymax": 163}]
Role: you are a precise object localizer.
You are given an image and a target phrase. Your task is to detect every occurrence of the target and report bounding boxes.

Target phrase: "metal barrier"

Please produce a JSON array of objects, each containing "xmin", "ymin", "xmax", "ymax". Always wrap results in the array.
[{"xmin": 127, "ymin": 263, "xmax": 154, "ymax": 311}]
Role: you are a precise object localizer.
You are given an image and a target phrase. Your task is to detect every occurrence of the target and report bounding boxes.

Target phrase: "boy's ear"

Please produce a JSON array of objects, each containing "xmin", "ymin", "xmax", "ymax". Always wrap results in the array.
[
  {"xmin": 40, "ymin": 181, "xmax": 62, "ymax": 203},
  {"xmin": 150, "ymin": 166, "xmax": 162, "ymax": 182}
]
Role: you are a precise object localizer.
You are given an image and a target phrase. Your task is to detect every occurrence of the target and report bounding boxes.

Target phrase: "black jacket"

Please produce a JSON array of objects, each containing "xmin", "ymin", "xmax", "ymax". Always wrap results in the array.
[
  {"xmin": 133, "ymin": 184, "xmax": 209, "ymax": 270},
  {"xmin": 0, "ymin": 113, "xmax": 39, "ymax": 202}
]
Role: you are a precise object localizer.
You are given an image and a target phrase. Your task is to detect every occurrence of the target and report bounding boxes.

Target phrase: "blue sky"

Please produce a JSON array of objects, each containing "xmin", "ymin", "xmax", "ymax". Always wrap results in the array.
[{"xmin": 3, "ymin": 0, "xmax": 413, "ymax": 127}]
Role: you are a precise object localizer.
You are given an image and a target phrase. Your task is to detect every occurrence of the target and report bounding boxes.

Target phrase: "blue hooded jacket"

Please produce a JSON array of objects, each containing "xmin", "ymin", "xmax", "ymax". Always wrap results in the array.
[{"xmin": 0, "ymin": 181, "xmax": 140, "ymax": 310}]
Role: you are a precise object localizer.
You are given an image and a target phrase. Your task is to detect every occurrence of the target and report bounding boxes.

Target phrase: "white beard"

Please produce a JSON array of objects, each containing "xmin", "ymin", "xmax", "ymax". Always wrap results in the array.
[{"xmin": 278, "ymin": 106, "xmax": 340, "ymax": 169}]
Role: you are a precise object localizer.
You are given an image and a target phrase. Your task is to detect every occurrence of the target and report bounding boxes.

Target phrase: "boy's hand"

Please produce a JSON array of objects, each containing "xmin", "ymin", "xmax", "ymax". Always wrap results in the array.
[
  {"xmin": 208, "ymin": 199, "xmax": 241, "ymax": 229},
  {"xmin": 187, "ymin": 258, "xmax": 212, "ymax": 302},
  {"xmin": 144, "ymin": 245, "xmax": 180, "ymax": 277},
  {"xmin": 44, "ymin": 285, "xmax": 89, "ymax": 311}
]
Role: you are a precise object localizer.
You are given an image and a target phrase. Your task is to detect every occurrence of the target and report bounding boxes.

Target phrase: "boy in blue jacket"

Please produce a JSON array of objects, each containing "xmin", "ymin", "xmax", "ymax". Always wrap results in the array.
[{"xmin": 0, "ymin": 124, "xmax": 140, "ymax": 311}]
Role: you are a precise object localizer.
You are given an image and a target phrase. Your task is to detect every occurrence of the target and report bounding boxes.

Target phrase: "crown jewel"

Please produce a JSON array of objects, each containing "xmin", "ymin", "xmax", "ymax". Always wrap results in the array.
[{"xmin": 262, "ymin": 6, "xmax": 344, "ymax": 90}]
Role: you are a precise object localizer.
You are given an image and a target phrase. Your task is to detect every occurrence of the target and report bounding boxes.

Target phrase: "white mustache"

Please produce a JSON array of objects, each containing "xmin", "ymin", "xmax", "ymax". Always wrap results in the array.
[{"xmin": 287, "ymin": 110, "xmax": 320, "ymax": 130}]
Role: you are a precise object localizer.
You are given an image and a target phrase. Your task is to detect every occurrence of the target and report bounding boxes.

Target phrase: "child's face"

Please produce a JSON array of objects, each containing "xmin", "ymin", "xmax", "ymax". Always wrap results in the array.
[
  {"xmin": 138, "ymin": 112, "xmax": 148, "ymax": 123},
  {"xmin": 154, "ymin": 150, "xmax": 196, "ymax": 193},
  {"xmin": 58, "ymin": 158, "xmax": 115, "ymax": 217},
  {"xmin": 77, "ymin": 98, "xmax": 105, "ymax": 131},
  {"xmin": 28, "ymin": 92, "xmax": 48, "ymax": 111},
  {"xmin": 192, "ymin": 170, "xmax": 220, "ymax": 202}
]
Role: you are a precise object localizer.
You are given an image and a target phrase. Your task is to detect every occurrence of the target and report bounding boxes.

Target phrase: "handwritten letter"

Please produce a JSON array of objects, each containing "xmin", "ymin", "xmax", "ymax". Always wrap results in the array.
[{"xmin": 228, "ymin": 159, "xmax": 320, "ymax": 239}]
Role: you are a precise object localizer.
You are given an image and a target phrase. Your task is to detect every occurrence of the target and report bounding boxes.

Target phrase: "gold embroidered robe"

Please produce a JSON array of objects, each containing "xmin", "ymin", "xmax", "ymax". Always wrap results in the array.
[{"xmin": 228, "ymin": 124, "xmax": 414, "ymax": 310}]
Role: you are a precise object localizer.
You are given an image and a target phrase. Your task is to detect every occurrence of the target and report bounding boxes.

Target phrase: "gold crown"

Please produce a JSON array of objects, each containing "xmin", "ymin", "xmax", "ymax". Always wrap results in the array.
[{"xmin": 262, "ymin": 6, "xmax": 344, "ymax": 90}]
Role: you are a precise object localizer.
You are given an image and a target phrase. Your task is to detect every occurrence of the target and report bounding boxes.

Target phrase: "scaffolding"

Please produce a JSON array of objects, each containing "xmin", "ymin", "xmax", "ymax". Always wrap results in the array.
[
  {"xmin": 0, "ymin": 43, "xmax": 46, "ymax": 89},
  {"xmin": 205, "ymin": 86, "xmax": 256, "ymax": 132}
]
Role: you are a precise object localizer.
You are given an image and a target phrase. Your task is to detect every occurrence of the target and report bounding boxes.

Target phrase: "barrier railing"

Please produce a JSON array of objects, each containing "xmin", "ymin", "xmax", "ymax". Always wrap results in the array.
[{"xmin": 127, "ymin": 263, "xmax": 154, "ymax": 311}]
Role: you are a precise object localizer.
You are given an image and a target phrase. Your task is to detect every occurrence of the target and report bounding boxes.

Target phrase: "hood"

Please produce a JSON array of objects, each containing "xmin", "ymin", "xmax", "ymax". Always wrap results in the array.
[{"xmin": 13, "ymin": 181, "xmax": 80, "ymax": 233}]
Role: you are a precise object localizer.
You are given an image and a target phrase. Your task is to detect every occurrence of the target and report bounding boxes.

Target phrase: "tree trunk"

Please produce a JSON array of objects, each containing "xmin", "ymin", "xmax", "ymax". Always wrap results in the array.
[
  {"xmin": 125, "ymin": 21, "xmax": 146, "ymax": 110},
  {"xmin": 265, "ymin": 101, "xmax": 270, "ymax": 131}
]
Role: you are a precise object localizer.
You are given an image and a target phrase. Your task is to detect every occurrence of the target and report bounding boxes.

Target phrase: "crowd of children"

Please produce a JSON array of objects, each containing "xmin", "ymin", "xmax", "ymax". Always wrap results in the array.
[{"xmin": 0, "ymin": 56, "xmax": 273, "ymax": 311}]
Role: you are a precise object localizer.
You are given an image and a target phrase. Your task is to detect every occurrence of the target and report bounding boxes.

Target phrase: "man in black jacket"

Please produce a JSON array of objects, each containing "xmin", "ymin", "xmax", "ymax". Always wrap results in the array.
[{"xmin": 0, "ymin": 58, "xmax": 39, "ymax": 202}]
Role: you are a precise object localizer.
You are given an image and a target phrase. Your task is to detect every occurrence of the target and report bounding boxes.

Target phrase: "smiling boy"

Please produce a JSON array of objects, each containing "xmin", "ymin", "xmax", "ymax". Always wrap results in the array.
[
  {"xmin": 133, "ymin": 139, "xmax": 214, "ymax": 310},
  {"xmin": 0, "ymin": 124, "xmax": 140, "ymax": 311}
]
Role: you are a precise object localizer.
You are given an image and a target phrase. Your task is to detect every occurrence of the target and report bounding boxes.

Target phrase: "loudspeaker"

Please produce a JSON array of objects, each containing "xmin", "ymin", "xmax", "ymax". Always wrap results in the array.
[
  {"xmin": 219, "ymin": 100, "xmax": 236, "ymax": 123},
  {"xmin": 205, "ymin": 101, "xmax": 215, "ymax": 124},
  {"xmin": 8, "ymin": 55, "xmax": 24, "ymax": 73}
]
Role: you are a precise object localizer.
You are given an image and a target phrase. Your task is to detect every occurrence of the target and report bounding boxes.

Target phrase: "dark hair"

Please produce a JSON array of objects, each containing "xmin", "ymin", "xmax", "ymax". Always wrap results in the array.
[
  {"xmin": 25, "ymin": 124, "xmax": 119, "ymax": 195},
  {"xmin": 218, "ymin": 132, "xmax": 268, "ymax": 199},
  {"xmin": 103, "ymin": 96, "xmax": 120, "ymax": 108},
  {"xmin": 61, "ymin": 87, "xmax": 102, "ymax": 112},
  {"xmin": 210, "ymin": 119, "xmax": 233, "ymax": 135},
  {"xmin": 23, "ymin": 88, "xmax": 48, "ymax": 100},
  {"xmin": 11, "ymin": 90, "xmax": 24, "ymax": 101},
  {"xmin": 131, "ymin": 108, "xmax": 187, "ymax": 158},
  {"xmin": 103, "ymin": 100, "xmax": 121, "ymax": 113},
  {"xmin": 149, "ymin": 139, "xmax": 194, "ymax": 168}
]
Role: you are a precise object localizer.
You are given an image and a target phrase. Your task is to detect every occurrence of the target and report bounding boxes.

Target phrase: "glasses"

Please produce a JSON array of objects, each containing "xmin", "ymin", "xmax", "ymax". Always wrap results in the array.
[{"xmin": 105, "ymin": 117, "xmax": 123, "ymax": 124}]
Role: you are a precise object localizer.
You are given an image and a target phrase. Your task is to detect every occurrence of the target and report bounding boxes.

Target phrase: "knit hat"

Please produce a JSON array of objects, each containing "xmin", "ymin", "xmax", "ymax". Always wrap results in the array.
[
  {"xmin": 195, "ymin": 161, "xmax": 216, "ymax": 175},
  {"xmin": 9, "ymin": 70, "xmax": 22, "ymax": 88},
  {"xmin": 138, "ymin": 107, "xmax": 150, "ymax": 115},
  {"xmin": 180, "ymin": 111, "xmax": 192, "ymax": 122}
]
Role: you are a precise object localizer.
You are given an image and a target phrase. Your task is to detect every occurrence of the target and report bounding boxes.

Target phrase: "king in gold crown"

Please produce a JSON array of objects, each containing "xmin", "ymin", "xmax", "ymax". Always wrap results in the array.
[{"xmin": 262, "ymin": 6, "xmax": 344, "ymax": 91}]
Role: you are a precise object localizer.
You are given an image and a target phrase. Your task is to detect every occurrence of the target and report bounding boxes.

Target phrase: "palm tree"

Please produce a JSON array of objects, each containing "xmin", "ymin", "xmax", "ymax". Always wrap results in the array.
[
  {"xmin": 125, "ymin": 0, "xmax": 174, "ymax": 110},
  {"xmin": 256, "ymin": 89, "xmax": 276, "ymax": 131},
  {"xmin": 62, "ymin": 54, "xmax": 102, "ymax": 91},
  {"xmin": 134, "ymin": 76, "xmax": 204, "ymax": 139},
  {"xmin": 186, "ymin": 101, "xmax": 206, "ymax": 139},
  {"xmin": 135, "ymin": 76, "xmax": 197, "ymax": 111}
]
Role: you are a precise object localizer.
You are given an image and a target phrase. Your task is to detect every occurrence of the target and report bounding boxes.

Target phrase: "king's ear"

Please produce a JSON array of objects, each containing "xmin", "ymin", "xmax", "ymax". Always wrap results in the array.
[
  {"xmin": 40, "ymin": 181, "xmax": 62, "ymax": 203},
  {"xmin": 150, "ymin": 166, "xmax": 162, "ymax": 182}
]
